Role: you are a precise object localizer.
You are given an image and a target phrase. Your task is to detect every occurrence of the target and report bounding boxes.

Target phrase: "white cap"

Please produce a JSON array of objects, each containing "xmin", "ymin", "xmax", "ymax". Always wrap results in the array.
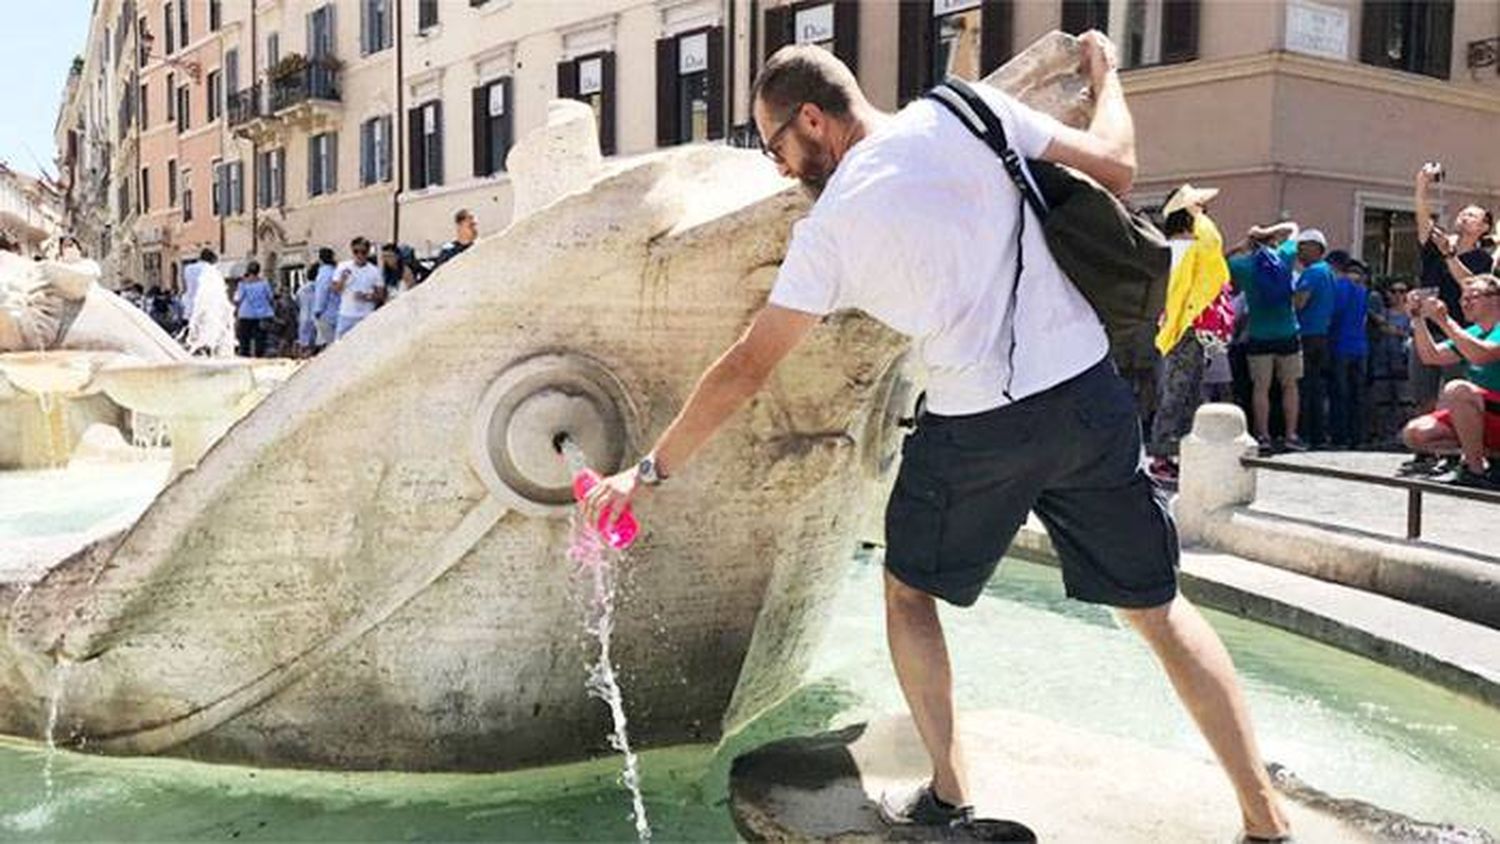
[{"xmin": 1295, "ymin": 228, "xmax": 1327, "ymax": 249}]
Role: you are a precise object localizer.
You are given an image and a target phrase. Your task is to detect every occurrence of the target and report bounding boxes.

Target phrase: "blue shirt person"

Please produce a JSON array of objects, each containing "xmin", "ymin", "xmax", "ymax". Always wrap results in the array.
[{"xmin": 235, "ymin": 275, "xmax": 275, "ymax": 320}]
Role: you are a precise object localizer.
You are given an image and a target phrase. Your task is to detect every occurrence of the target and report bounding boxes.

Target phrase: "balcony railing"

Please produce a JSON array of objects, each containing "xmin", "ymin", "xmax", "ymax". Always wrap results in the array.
[
  {"xmin": 1468, "ymin": 37, "xmax": 1499, "ymax": 75},
  {"xmin": 228, "ymin": 84, "xmax": 261, "ymax": 128},
  {"xmin": 268, "ymin": 60, "xmax": 341, "ymax": 113}
]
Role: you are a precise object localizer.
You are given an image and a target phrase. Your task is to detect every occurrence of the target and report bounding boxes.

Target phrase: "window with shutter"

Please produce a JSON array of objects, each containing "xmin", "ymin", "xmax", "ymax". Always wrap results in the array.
[
  {"xmin": 1159, "ymin": 0, "xmax": 1199, "ymax": 65},
  {"xmin": 562, "ymin": 53, "xmax": 615, "ymax": 155},
  {"xmin": 1060, "ymin": 0, "xmax": 1109, "ymax": 35},
  {"xmin": 412, "ymin": 101, "xmax": 443, "ymax": 187},
  {"xmin": 1358, "ymin": 0, "xmax": 1452, "ymax": 79},
  {"xmin": 472, "ymin": 85, "xmax": 490, "ymax": 176},
  {"xmin": 177, "ymin": 85, "xmax": 190, "ymax": 132},
  {"xmin": 141, "ymin": 167, "xmax": 150, "ymax": 212},
  {"xmin": 164, "ymin": 3, "xmax": 175, "ymax": 54},
  {"xmin": 471, "ymin": 82, "xmax": 512, "ymax": 177},
  {"xmin": 179, "ymin": 0, "xmax": 189, "ymax": 47},
  {"xmin": 361, "ymin": 119, "xmax": 376, "ymax": 186},
  {"xmin": 380, "ymin": 116, "xmax": 393, "ymax": 182},
  {"xmin": 231, "ymin": 162, "xmax": 244, "ymax": 215},
  {"xmin": 168, "ymin": 159, "xmax": 178, "ymax": 206},
  {"xmin": 207, "ymin": 70, "xmax": 222, "ymax": 122},
  {"xmin": 660, "ymin": 30, "xmax": 715, "ymax": 147},
  {"xmin": 428, "ymin": 104, "xmax": 443, "ymax": 185},
  {"xmin": 408, "ymin": 106, "xmax": 426, "ymax": 189},
  {"xmin": 256, "ymin": 152, "xmax": 268, "ymax": 208},
  {"xmin": 418, "ymin": 0, "xmax": 438, "ymax": 31}
]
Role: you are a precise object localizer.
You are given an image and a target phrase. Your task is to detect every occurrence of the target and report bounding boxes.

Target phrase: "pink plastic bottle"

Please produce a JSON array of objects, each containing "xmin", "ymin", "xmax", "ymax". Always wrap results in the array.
[{"xmin": 571, "ymin": 468, "xmax": 640, "ymax": 550}]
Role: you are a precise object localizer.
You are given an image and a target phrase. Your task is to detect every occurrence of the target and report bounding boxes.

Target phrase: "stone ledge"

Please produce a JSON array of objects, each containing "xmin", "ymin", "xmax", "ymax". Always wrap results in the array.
[
  {"xmin": 728, "ymin": 709, "xmax": 1491, "ymax": 843},
  {"xmin": 1009, "ymin": 523, "xmax": 1500, "ymax": 708}
]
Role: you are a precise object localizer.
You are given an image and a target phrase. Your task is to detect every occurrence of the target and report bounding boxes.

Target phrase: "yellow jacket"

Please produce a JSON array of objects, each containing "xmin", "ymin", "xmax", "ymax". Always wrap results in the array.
[{"xmin": 1155, "ymin": 213, "xmax": 1230, "ymax": 354}]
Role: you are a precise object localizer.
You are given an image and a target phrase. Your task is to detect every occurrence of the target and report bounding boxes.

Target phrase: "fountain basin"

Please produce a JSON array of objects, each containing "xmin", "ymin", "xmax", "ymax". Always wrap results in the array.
[
  {"xmin": 0, "ymin": 351, "xmax": 115, "ymax": 397},
  {"xmin": 0, "ymin": 351, "xmax": 131, "ymax": 470},
  {"xmin": 93, "ymin": 360, "xmax": 258, "ymax": 479}
]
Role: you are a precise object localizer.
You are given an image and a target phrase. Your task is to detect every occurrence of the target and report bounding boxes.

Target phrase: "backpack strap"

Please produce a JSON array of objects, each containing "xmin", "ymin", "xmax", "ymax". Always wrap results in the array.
[
  {"xmin": 924, "ymin": 78, "xmax": 1043, "ymax": 403},
  {"xmin": 926, "ymin": 78, "xmax": 1049, "ymax": 221}
]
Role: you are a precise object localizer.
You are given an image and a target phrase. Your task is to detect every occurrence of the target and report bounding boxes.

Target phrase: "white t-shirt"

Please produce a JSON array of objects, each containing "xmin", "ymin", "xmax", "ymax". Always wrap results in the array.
[
  {"xmin": 336, "ymin": 260, "xmax": 383, "ymax": 318},
  {"xmin": 769, "ymin": 87, "xmax": 1109, "ymax": 416}
]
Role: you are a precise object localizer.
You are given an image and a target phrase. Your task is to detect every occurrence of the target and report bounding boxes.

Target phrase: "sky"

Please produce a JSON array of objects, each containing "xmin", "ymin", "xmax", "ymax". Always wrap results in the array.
[{"xmin": 0, "ymin": 1, "xmax": 94, "ymax": 182}]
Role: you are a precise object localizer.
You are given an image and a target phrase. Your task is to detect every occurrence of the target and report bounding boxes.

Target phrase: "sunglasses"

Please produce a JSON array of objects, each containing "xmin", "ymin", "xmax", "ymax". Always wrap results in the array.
[{"xmin": 760, "ymin": 103, "xmax": 805, "ymax": 165}]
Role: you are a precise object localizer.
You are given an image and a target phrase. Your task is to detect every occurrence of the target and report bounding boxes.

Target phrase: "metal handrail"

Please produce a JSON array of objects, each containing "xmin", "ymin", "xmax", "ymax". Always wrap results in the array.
[
  {"xmin": 268, "ymin": 63, "xmax": 341, "ymax": 113},
  {"xmin": 1240, "ymin": 455, "xmax": 1500, "ymax": 540},
  {"xmin": 227, "ymin": 85, "xmax": 260, "ymax": 127}
]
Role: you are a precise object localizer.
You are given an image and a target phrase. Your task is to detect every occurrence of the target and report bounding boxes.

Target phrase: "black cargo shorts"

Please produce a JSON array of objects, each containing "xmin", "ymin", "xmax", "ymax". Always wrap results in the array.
[{"xmin": 884, "ymin": 358, "xmax": 1179, "ymax": 609}]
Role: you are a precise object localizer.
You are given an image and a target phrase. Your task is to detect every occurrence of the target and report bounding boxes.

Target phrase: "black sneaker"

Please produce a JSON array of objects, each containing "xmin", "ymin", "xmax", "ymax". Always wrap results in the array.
[
  {"xmin": 1449, "ymin": 466, "xmax": 1497, "ymax": 490},
  {"xmin": 1282, "ymin": 437, "xmax": 1310, "ymax": 453},
  {"xmin": 1397, "ymin": 454, "xmax": 1439, "ymax": 477},
  {"xmin": 878, "ymin": 782, "xmax": 974, "ymax": 827}
]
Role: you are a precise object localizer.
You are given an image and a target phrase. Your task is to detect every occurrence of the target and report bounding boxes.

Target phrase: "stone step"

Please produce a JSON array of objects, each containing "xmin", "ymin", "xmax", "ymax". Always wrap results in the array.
[{"xmin": 1010, "ymin": 523, "xmax": 1500, "ymax": 708}]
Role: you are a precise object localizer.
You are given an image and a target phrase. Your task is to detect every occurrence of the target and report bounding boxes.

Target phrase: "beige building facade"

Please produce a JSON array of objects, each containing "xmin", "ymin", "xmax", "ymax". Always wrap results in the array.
[
  {"xmin": 228, "ymin": 0, "xmax": 400, "ymax": 288},
  {"xmin": 55, "ymin": 0, "xmax": 139, "ymax": 286},
  {"xmin": 134, "ymin": 0, "xmax": 229, "ymax": 291},
  {"xmin": 0, "ymin": 165, "xmax": 64, "ymax": 259},
  {"xmin": 63, "ymin": 1, "xmax": 1500, "ymax": 288},
  {"xmin": 395, "ymin": 0, "xmax": 1500, "ymax": 283}
]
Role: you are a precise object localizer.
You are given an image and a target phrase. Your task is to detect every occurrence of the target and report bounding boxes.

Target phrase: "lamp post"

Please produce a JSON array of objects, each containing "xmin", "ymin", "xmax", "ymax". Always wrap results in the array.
[{"xmin": 139, "ymin": 28, "xmax": 203, "ymax": 82}]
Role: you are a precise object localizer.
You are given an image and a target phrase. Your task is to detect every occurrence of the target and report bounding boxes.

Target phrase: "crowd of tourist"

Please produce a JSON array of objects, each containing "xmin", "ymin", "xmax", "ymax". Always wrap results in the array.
[
  {"xmin": 1140, "ymin": 165, "xmax": 1500, "ymax": 489},
  {"xmin": 118, "ymin": 208, "xmax": 480, "ymax": 359}
]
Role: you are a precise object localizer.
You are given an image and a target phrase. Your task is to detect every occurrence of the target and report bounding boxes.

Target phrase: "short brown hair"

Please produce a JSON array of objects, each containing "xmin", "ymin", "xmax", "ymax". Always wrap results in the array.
[
  {"xmin": 455, "ymin": 208, "xmax": 474, "ymax": 224},
  {"xmin": 752, "ymin": 44, "xmax": 858, "ymax": 121}
]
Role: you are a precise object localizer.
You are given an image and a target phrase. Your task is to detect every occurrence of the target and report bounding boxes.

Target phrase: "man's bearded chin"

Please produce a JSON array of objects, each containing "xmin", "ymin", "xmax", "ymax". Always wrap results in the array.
[{"xmin": 797, "ymin": 147, "xmax": 837, "ymax": 199}]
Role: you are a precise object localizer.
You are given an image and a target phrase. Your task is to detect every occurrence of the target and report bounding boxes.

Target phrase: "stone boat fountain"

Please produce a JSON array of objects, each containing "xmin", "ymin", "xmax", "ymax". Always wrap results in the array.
[
  {"xmin": 0, "ymin": 36, "xmax": 1094, "ymax": 772},
  {"xmin": 0, "ymin": 249, "xmax": 192, "ymax": 468}
]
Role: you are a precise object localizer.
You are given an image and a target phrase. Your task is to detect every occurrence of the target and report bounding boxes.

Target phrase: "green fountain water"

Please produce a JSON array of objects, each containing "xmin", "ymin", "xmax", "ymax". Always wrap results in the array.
[{"xmin": 0, "ymin": 468, "xmax": 1496, "ymax": 840}]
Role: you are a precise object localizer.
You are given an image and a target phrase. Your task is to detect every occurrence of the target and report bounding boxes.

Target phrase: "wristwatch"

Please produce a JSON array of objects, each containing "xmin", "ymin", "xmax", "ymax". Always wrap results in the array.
[{"xmin": 637, "ymin": 454, "xmax": 667, "ymax": 486}]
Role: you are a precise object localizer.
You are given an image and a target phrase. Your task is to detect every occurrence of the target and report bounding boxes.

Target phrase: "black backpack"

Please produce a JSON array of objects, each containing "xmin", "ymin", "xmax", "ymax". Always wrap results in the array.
[{"xmin": 926, "ymin": 79, "xmax": 1170, "ymax": 370}]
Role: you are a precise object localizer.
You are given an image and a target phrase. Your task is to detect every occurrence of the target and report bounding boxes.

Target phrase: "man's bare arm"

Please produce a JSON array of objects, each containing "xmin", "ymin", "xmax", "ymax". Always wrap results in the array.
[
  {"xmin": 581, "ymin": 305, "xmax": 820, "ymax": 525},
  {"xmin": 1412, "ymin": 315, "xmax": 1461, "ymax": 367},
  {"xmin": 1437, "ymin": 315, "xmax": 1500, "ymax": 365},
  {"xmin": 1039, "ymin": 31, "xmax": 1136, "ymax": 196},
  {"xmin": 651, "ymin": 305, "xmax": 820, "ymax": 476}
]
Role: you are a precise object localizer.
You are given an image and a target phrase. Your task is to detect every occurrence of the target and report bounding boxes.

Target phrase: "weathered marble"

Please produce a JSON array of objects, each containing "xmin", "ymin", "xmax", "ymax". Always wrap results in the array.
[{"xmin": 0, "ymin": 34, "xmax": 1099, "ymax": 771}]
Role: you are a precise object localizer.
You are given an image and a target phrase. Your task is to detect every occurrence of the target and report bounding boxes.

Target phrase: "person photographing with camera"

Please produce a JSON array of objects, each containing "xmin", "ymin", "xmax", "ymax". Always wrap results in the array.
[
  {"xmin": 1404, "ymin": 163, "xmax": 1496, "ymax": 475},
  {"xmin": 1401, "ymin": 275, "xmax": 1500, "ymax": 488}
]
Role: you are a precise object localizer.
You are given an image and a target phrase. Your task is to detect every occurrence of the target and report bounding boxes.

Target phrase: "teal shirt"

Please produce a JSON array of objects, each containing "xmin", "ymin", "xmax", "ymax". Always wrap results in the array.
[
  {"xmin": 1229, "ymin": 243, "xmax": 1299, "ymax": 342},
  {"xmin": 1438, "ymin": 322, "xmax": 1500, "ymax": 392}
]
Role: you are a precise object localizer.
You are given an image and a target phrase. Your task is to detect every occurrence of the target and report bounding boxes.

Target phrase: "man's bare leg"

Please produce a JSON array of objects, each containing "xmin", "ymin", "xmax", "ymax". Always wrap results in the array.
[
  {"xmin": 1403, "ymin": 410, "xmax": 1462, "ymax": 456},
  {"xmin": 1120, "ymin": 597, "xmax": 1290, "ymax": 839},
  {"xmin": 1280, "ymin": 379, "xmax": 1300, "ymax": 441},
  {"xmin": 884, "ymin": 571, "xmax": 969, "ymax": 805},
  {"xmin": 1440, "ymin": 381, "xmax": 1488, "ymax": 471},
  {"xmin": 1251, "ymin": 380, "xmax": 1271, "ymax": 441}
]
